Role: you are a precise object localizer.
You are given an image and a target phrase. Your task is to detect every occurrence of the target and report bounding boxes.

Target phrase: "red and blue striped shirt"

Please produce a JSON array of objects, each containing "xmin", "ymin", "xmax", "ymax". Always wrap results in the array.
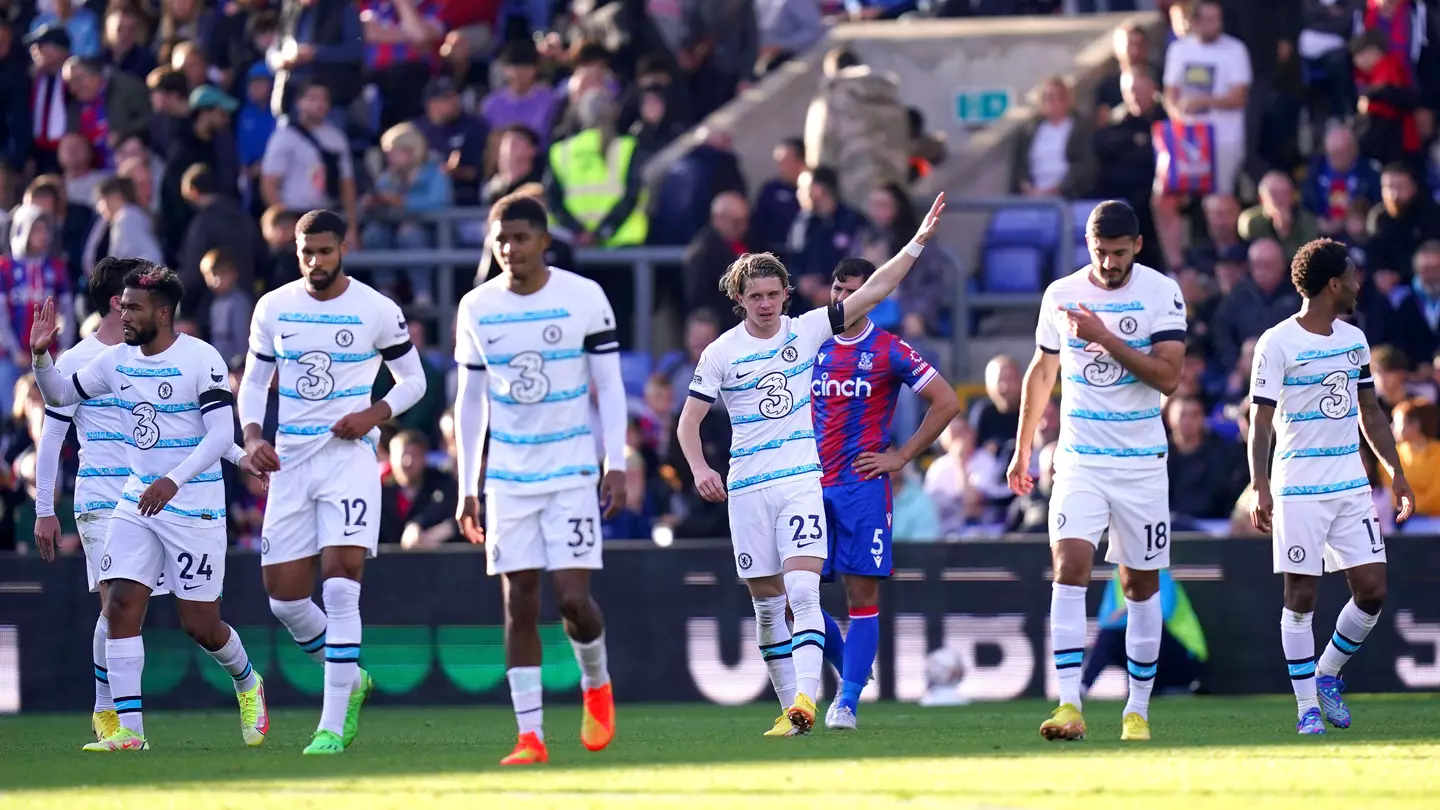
[
  {"xmin": 359, "ymin": 0, "xmax": 443, "ymax": 70},
  {"xmin": 812, "ymin": 321, "xmax": 936, "ymax": 487}
]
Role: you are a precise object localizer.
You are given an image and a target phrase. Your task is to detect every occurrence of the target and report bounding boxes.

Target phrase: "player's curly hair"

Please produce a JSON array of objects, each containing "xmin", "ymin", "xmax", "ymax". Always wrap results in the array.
[
  {"xmin": 1290, "ymin": 238, "xmax": 1351, "ymax": 298},
  {"xmin": 122, "ymin": 261, "xmax": 184, "ymax": 317},
  {"xmin": 719, "ymin": 252, "xmax": 792, "ymax": 316}
]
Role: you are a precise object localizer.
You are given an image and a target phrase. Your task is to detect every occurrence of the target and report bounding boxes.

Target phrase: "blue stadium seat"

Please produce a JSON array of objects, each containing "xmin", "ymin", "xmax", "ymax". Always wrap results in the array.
[
  {"xmin": 619, "ymin": 351, "xmax": 653, "ymax": 398},
  {"xmin": 1075, "ymin": 242, "xmax": 1091, "ymax": 268},
  {"xmin": 985, "ymin": 207, "xmax": 1062, "ymax": 251},
  {"xmin": 982, "ymin": 246, "xmax": 1045, "ymax": 293},
  {"xmin": 1070, "ymin": 200, "xmax": 1105, "ymax": 238}
]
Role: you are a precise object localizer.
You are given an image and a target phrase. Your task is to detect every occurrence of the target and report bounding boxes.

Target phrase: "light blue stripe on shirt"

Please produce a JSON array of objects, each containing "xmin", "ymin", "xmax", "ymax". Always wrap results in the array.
[
  {"xmin": 1295, "ymin": 343, "xmax": 1364, "ymax": 362},
  {"xmin": 85, "ymin": 431, "xmax": 127, "ymax": 442},
  {"xmin": 493, "ymin": 385, "xmax": 588, "ymax": 404},
  {"xmin": 1066, "ymin": 407, "xmax": 1161, "ymax": 422},
  {"xmin": 1060, "ymin": 301, "xmax": 1143, "ymax": 312},
  {"xmin": 77, "ymin": 466, "xmax": 133, "ymax": 477},
  {"xmin": 275, "ymin": 350, "xmax": 377, "ymax": 362},
  {"xmin": 82, "ymin": 397, "xmax": 123, "ymax": 408},
  {"xmin": 277, "ymin": 424, "xmax": 331, "ymax": 436},
  {"xmin": 731, "ymin": 333, "xmax": 799, "ymax": 365},
  {"xmin": 487, "ymin": 348, "xmax": 584, "ymax": 364},
  {"xmin": 1280, "ymin": 477, "xmax": 1370, "ymax": 497},
  {"xmin": 138, "ymin": 471, "xmax": 224, "ymax": 484},
  {"xmin": 487, "ymin": 464, "xmax": 598, "ymax": 483},
  {"xmin": 1066, "ymin": 336, "xmax": 1151, "ymax": 349},
  {"xmin": 722, "ymin": 358, "xmax": 815, "ymax": 391},
  {"xmin": 728, "ymin": 463, "xmax": 822, "ymax": 492},
  {"xmin": 77, "ymin": 500, "xmax": 118, "ymax": 513},
  {"xmin": 490, "ymin": 425, "xmax": 592, "ymax": 444},
  {"xmin": 1280, "ymin": 443, "xmax": 1360, "ymax": 460},
  {"xmin": 124, "ymin": 436, "xmax": 204, "ymax": 448},
  {"xmin": 1065, "ymin": 373, "xmax": 1140, "ymax": 387},
  {"xmin": 119, "ymin": 492, "xmax": 225, "ymax": 518},
  {"xmin": 278, "ymin": 385, "xmax": 372, "ymax": 400},
  {"xmin": 115, "ymin": 400, "xmax": 198, "ymax": 413},
  {"xmin": 278, "ymin": 313, "xmax": 362, "ymax": 324},
  {"xmin": 1283, "ymin": 407, "xmax": 1358, "ymax": 422},
  {"xmin": 731, "ymin": 395, "xmax": 811, "ymax": 425},
  {"xmin": 1284, "ymin": 369, "xmax": 1360, "ymax": 385},
  {"xmin": 1066, "ymin": 444, "xmax": 1168, "ymax": 458},
  {"xmin": 730, "ymin": 429, "xmax": 815, "ymax": 459},
  {"xmin": 115, "ymin": 365, "xmax": 181, "ymax": 377},
  {"xmin": 478, "ymin": 308, "xmax": 570, "ymax": 325}
]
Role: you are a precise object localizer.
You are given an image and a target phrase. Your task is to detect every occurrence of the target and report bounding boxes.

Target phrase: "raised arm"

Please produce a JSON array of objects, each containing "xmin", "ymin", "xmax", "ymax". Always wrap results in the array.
[{"xmin": 837, "ymin": 193, "xmax": 946, "ymax": 329}]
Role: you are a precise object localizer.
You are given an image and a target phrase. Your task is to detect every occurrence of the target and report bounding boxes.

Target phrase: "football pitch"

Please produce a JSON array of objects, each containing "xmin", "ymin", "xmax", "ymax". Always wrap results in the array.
[{"xmin": 2, "ymin": 696, "xmax": 1437, "ymax": 809}]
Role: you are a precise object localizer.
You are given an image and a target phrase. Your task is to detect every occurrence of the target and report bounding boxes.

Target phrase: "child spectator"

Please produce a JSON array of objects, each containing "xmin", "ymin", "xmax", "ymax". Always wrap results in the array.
[
  {"xmin": 0, "ymin": 205, "xmax": 72, "ymax": 414},
  {"xmin": 1352, "ymin": 29, "xmax": 1421, "ymax": 166},
  {"xmin": 200, "ymin": 248, "xmax": 254, "ymax": 368},
  {"xmin": 361, "ymin": 122, "xmax": 453, "ymax": 302},
  {"xmin": 237, "ymin": 62, "xmax": 278, "ymax": 213}
]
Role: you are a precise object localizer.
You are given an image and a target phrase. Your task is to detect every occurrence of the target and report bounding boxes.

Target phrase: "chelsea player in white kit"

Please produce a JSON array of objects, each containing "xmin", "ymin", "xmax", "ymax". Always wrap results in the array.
[
  {"xmin": 32, "ymin": 258, "xmax": 266, "ymax": 746},
  {"xmin": 1007, "ymin": 201, "xmax": 1187, "ymax": 743},
  {"xmin": 677, "ymin": 193, "xmax": 946, "ymax": 737},
  {"xmin": 453, "ymin": 193, "xmax": 628, "ymax": 766},
  {"xmin": 238, "ymin": 210, "xmax": 428, "ymax": 755},
  {"xmin": 1246, "ymin": 239, "xmax": 1415, "ymax": 735},
  {"xmin": 30, "ymin": 263, "xmax": 270, "ymax": 752}
]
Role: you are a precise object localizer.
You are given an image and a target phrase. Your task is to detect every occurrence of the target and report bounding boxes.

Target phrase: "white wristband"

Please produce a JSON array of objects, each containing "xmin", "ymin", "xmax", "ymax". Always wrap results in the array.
[
  {"xmin": 32, "ymin": 351, "xmax": 52, "ymax": 370},
  {"xmin": 904, "ymin": 241, "xmax": 924, "ymax": 258}
]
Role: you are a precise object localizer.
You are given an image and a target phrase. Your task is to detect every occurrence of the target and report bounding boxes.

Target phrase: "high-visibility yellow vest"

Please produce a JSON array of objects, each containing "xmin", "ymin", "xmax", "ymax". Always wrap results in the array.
[{"xmin": 547, "ymin": 129, "xmax": 648, "ymax": 246}]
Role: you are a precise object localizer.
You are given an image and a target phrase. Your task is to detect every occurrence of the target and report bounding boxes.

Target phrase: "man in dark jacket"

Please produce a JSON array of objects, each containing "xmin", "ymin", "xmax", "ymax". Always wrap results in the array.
[
  {"xmin": 682, "ymin": 190, "xmax": 750, "ymax": 327},
  {"xmin": 1368, "ymin": 162, "xmax": 1440, "ymax": 287},
  {"xmin": 380, "ymin": 430, "xmax": 458, "ymax": 548},
  {"xmin": 160, "ymin": 85, "xmax": 240, "ymax": 260},
  {"xmin": 784, "ymin": 165, "xmax": 866, "ymax": 299},
  {"xmin": 1209, "ymin": 237, "xmax": 1303, "ymax": 369},
  {"xmin": 270, "ymin": 0, "xmax": 364, "ymax": 116},
  {"xmin": 1393, "ymin": 239, "xmax": 1440, "ymax": 364},
  {"xmin": 750, "ymin": 136, "xmax": 805, "ymax": 255},
  {"xmin": 178, "ymin": 163, "xmax": 263, "ymax": 322},
  {"xmin": 62, "ymin": 56, "xmax": 149, "ymax": 162},
  {"xmin": 1092, "ymin": 68, "xmax": 1166, "ymax": 270},
  {"xmin": 0, "ymin": 16, "xmax": 32, "ymax": 176}
]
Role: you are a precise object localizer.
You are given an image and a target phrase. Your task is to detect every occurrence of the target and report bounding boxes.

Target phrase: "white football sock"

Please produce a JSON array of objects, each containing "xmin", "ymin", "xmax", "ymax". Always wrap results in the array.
[
  {"xmin": 784, "ymin": 570, "xmax": 824, "ymax": 702},
  {"xmin": 106, "ymin": 635, "xmax": 145, "ymax": 737},
  {"xmin": 1317, "ymin": 599, "xmax": 1380, "ymax": 678},
  {"xmin": 1122, "ymin": 593, "xmax": 1162, "ymax": 720},
  {"xmin": 569, "ymin": 631, "xmax": 610, "ymax": 690},
  {"xmin": 752, "ymin": 594, "xmax": 796, "ymax": 709},
  {"xmin": 203, "ymin": 624, "xmax": 258, "ymax": 692},
  {"xmin": 1281, "ymin": 608, "xmax": 1318, "ymax": 718},
  {"xmin": 319, "ymin": 578, "xmax": 362, "ymax": 736},
  {"xmin": 1051, "ymin": 583, "xmax": 1087, "ymax": 710},
  {"xmin": 507, "ymin": 666, "xmax": 544, "ymax": 740},
  {"xmin": 93, "ymin": 613, "xmax": 113, "ymax": 712}
]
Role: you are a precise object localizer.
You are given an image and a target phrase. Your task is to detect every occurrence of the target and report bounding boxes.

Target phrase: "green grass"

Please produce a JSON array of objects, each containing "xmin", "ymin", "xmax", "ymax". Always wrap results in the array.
[{"xmin": 3, "ymin": 697, "xmax": 1439, "ymax": 809}]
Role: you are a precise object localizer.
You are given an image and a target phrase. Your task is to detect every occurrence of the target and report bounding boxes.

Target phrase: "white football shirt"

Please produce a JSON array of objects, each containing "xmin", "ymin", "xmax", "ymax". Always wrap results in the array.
[
  {"xmin": 689, "ymin": 305, "xmax": 844, "ymax": 494},
  {"xmin": 69, "ymin": 334, "xmax": 233, "ymax": 526},
  {"xmin": 1250, "ymin": 317, "xmax": 1372, "ymax": 501},
  {"xmin": 455, "ymin": 268, "xmax": 619, "ymax": 495},
  {"xmin": 248, "ymin": 279, "xmax": 411, "ymax": 465},
  {"xmin": 50, "ymin": 335, "xmax": 130, "ymax": 516},
  {"xmin": 1036, "ymin": 264, "xmax": 1188, "ymax": 473}
]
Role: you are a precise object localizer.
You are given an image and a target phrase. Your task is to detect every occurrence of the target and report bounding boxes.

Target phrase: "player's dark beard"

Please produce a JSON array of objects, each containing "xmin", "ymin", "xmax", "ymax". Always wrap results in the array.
[
  {"xmin": 307, "ymin": 261, "xmax": 342, "ymax": 291},
  {"xmin": 1099, "ymin": 265, "xmax": 1132, "ymax": 289},
  {"xmin": 124, "ymin": 322, "xmax": 158, "ymax": 346}
]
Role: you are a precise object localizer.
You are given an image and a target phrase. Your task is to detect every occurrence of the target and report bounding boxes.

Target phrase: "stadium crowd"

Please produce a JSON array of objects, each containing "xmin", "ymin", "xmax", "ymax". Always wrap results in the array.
[{"xmin": 5, "ymin": 0, "xmax": 1440, "ymax": 554}]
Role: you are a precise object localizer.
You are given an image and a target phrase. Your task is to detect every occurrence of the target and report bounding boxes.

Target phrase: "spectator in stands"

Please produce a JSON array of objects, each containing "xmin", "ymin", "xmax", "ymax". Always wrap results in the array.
[
  {"xmin": 1395, "ymin": 240, "xmax": 1440, "ymax": 363},
  {"xmin": 682, "ymin": 191, "xmax": 751, "ymax": 325},
  {"xmin": 482, "ymin": 40, "xmax": 557, "ymax": 148},
  {"xmin": 1165, "ymin": 394, "xmax": 1247, "ymax": 526},
  {"xmin": 1355, "ymin": 0, "xmax": 1438, "ymax": 144},
  {"xmin": 260, "ymin": 81, "xmax": 359, "ymax": 245},
  {"xmin": 161, "ymin": 85, "xmax": 240, "ymax": 255},
  {"xmin": 924, "ymin": 416, "xmax": 990, "ymax": 538},
  {"xmin": 658, "ymin": 310, "xmax": 722, "ymax": 414},
  {"xmin": 1185, "ymin": 193, "xmax": 1245, "ymax": 274},
  {"xmin": 1304, "ymin": 124, "xmax": 1381, "ymax": 237},
  {"xmin": 413, "ymin": 76, "xmax": 488, "ymax": 208},
  {"xmin": 362, "ymin": 121, "xmax": 453, "ymax": 302},
  {"xmin": 236, "ymin": 65, "xmax": 277, "ymax": 215},
  {"xmin": 646, "ymin": 126, "xmax": 746, "ymax": 247},
  {"xmin": 1093, "ymin": 68, "xmax": 1165, "ymax": 268},
  {"xmin": 169, "ymin": 40, "xmax": 209, "ymax": 94},
  {"xmin": 100, "ymin": 7, "xmax": 155, "ymax": 80},
  {"xmin": 602, "ymin": 441, "xmax": 654, "ymax": 541},
  {"xmin": 784, "ymin": 165, "xmax": 866, "ymax": 296},
  {"xmin": 546, "ymin": 89, "xmax": 647, "ymax": 248},
  {"xmin": 381, "ymin": 429, "xmax": 458, "ymax": 549},
  {"xmin": 64, "ymin": 56, "xmax": 150, "ymax": 168},
  {"xmin": 892, "ymin": 465, "xmax": 941, "ymax": 542},
  {"xmin": 1093, "ymin": 23, "xmax": 1154, "ymax": 127},
  {"xmin": 1368, "ymin": 162, "xmax": 1440, "ymax": 290},
  {"xmin": 669, "ymin": 0, "xmax": 759, "ymax": 121},
  {"xmin": 755, "ymin": 0, "xmax": 825, "ymax": 77},
  {"xmin": 83, "ymin": 175, "xmax": 163, "ymax": 270},
  {"xmin": 268, "ymin": 0, "xmax": 364, "ymax": 117},
  {"xmin": 480, "ymin": 124, "xmax": 541, "ymax": 209},
  {"xmin": 22, "ymin": 174, "xmax": 93, "ymax": 282},
  {"xmin": 969, "ymin": 355, "xmax": 1021, "ymax": 453},
  {"xmin": 549, "ymin": 43, "xmax": 617, "ymax": 144},
  {"xmin": 620, "ymin": 53, "xmax": 693, "ymax": 136},
  {"xmin": 145, "ymin": 66, "xmax": 189, "ymax": 160},
  {"xmin": 1351, "ymin": 28, "xmax": 1422, "ymax": 167},
  {"xmin": 1178, "ymin": 269, "xmax": 1219, "ymax": 357},
  {"xmin": 57, "ymin": 132, "xmax": 107, "ymax": 206},
  {"xmin": 375, "ymin": 320, "xmax": 446, "ymax": 442},
  {"xmin": 1387, "ymin": 398, "xmax": 1440, "ymax": 518},
  {"xmin": 1299, "ymin": 0, "xmax": 1359, "ymax": 123},
  {"xmin": 1239, "ymin": 171, "xmax": 1321, "ymax": 260},
  {"xmin": 854, "ymin": 182, "xmax": 950, "ymax": 335},
  {"xmin": 804, "ymin": 47, "xmax": 907, "ymax": 212},
  {"xmin": 29, "ymin": 0, "xmax": 99, "ymax": 59},
  {"xmin": 1156, "ymin": 0, "xmax": 1252, "ymax": 267},
  {"xmin": 0, "ymin": 203, "xmax": 70, "ymax": 414},
  {"xmin": 0, "ymin": 17, "xmax": 29, "ymax": 179},
  {"xmin": 1011, "ymin": 75, "xmax": 1097, "ymax": 200},
  {"xmin": 179, "ymin": 162, "xmax": 264, "ymax": 318},
  {"xmin": 156, "ymin": 0, "xmax": 216, "ymax": 66},
  {"xmin": 259, "ymin": 204, "xmax": 300, "ymax": 292},
  {"xmin": 751, "ymin": 136, "xmax": 805, "ymax": 256},
  {"xmin": 26, "ymin": 24, "xmax": 72, "ymax": 175},
  {"xmin": 1370, "ymin": 344, "xmax": 1413, "ymax": 412},
  {"xmin": 200, "ymin": 248, "xmax": 253, "ymax": 367},
  {"xmin": 629, "ymin": 85, "xmax": 686, "ymax": 168},
  {"xmin": 1210, "ymin": 237, "xmax": 1302, "ymax": 369},
  {"xmin": 360, "ymin": 0, "xmax": 445, "ymax": 132},
  {"xmin": 115, "ymin": 151, "xmax": 160, "ymax": 220}
]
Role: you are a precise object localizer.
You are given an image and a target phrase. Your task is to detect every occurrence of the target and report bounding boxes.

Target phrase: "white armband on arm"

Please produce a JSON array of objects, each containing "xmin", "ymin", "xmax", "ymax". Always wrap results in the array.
[
  {"xmin": 34, "ymin": 409, "xmax": 72, "ymax": 518},
  {"xmin": 379, "ymin": 345, "xmax": 427, "ymax": 417},
  {"xmin": 223, "ymin": 444, "xmax": 247, "ymax": 466},
  {"xmin": 587, "ymin": 350, "xmax": 628, "ymax": 474},
  {"xmin": 454, "ymin": 365, "xmax": 489, "ymax": 500}
]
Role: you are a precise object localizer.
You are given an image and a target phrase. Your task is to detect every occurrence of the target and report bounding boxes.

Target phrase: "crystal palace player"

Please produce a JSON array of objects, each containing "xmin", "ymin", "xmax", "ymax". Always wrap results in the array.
[
  {"xmin": 29, "ymin": 266, "xmax": 270, "ymax": 752},
  {"xmin": 811, "ymin": 258, "xmax": 959, "ymax": 730},
  {"xmin": 679, "ymin": 193, "xmax": 945, "ymax": 738},
  {"xmin": 1247, "ymin": 238, "xmax": 1414, "ymax": 735},
  {"xmin": 1007, "ymin": 200, "xmax": 1187, "ymax": 743}
]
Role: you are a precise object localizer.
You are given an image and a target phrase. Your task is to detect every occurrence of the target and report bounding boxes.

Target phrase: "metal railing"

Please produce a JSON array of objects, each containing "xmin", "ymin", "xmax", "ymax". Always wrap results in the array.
[{"xmin": 343, "ymin": 208, "xmax": 685, "ymax": 354}]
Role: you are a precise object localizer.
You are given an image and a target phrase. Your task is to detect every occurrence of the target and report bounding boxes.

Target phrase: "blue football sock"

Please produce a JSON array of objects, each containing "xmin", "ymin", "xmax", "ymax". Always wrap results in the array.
[
  {"xmin": 822, "ymin": 610, "xmax": 847, "ymax": 678},
  {"xmin": 840, "ymin": 607, "xmax": 879, "ymax": 712}
]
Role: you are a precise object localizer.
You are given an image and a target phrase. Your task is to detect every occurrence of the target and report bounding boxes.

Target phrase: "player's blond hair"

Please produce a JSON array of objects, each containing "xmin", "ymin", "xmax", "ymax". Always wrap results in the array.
[{"xmin": 719, "ymin": 252, "xmax": 792, "ymax": 316}]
